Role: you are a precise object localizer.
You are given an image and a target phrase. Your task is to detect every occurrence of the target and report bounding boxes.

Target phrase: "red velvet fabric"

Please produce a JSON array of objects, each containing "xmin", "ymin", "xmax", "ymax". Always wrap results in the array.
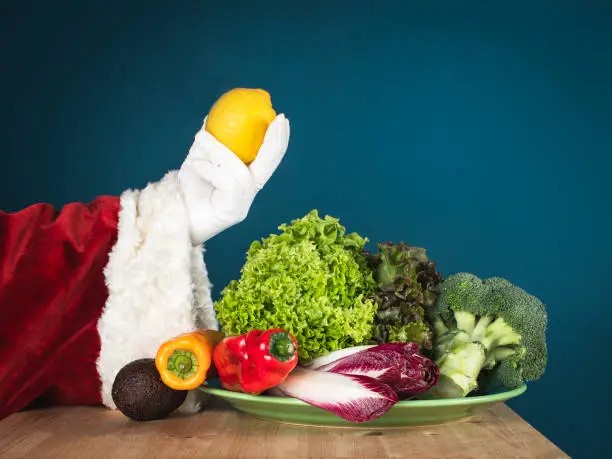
[{"xmin": 0, "ymin": 196, "xmax": 120, "ymax": 419}]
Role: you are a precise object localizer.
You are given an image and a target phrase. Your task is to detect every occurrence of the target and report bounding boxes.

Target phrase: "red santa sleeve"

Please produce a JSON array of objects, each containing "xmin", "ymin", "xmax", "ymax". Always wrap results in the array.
[{"xmin": 0, "ymin": 171, "xmax": 218, "ymax": 420}]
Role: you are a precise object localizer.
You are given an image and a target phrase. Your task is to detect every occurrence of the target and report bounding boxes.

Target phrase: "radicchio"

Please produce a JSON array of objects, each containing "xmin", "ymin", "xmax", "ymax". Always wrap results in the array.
[
  {"xmin": 302, "ymin": 345, "xmax": 376, "ymax": 370},
  {"xmin": 318, "ymin": 342, "xmax": 439, "ymax": 399},
  {"xmin": 275, "ymin": 367, "xmax": 399, "ymax": 423}
]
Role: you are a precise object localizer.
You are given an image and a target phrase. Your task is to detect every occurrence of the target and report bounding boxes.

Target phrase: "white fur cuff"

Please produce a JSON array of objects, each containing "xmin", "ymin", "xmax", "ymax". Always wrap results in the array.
[{"xmin": 96, "ymin": 171, "xmax": 218, "ymax": 413}]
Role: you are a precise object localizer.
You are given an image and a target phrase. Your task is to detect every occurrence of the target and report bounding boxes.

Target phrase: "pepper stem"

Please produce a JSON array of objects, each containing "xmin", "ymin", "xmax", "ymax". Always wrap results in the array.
[
  {"xmin": 268, "ymin": 332, "xmax": 297, "ymax": 362},
  {"xmin": 167, "ymin": 349, "xmax": 199, "ymax": 379}
]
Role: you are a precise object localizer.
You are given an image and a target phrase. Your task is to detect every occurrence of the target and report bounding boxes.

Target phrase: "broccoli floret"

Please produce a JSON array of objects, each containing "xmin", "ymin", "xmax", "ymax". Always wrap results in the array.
[{"xmin": 423, "ymin": 272, "xmax": 548, "ymax": 398}]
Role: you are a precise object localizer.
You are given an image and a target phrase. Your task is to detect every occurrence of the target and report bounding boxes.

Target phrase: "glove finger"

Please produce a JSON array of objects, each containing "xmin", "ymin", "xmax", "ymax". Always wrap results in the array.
[
  {"xmin": 189, "ymin": 157, "xmax": 242, "ymax": 192},
  {"xmin": 249, "ymin": 114, "xmax": 290, "ymax": 190},
  {"xmin": 192, "ymin": 128, "xmax": 253, "ymax": 186},
  {"xmin": 178, "ymin": 165, "xmax": 214, "ymax": 205}
]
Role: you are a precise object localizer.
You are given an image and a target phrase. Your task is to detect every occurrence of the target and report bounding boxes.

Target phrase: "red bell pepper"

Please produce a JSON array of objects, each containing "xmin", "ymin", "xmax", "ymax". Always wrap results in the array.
[{"xmin": 212, "ymin": 328, "xmax": 298, "ymax": 394}]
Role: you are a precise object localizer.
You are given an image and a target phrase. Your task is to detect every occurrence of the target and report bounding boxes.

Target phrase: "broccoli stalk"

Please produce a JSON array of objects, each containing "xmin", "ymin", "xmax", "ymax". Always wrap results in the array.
[{"xmin": 423, "ymin": 272, "xmax": 548, "ymax": 399}]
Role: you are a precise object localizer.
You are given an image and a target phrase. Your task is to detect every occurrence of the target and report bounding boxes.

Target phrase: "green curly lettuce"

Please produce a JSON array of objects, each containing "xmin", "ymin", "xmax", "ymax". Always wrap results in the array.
[{"xmin": 213, "ymin": 210, "xmax": 378, "ymax": 361}]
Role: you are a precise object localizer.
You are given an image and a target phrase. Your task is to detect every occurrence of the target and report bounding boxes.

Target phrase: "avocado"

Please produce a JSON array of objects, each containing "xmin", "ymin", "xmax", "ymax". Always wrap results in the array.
[{"xmin": 111, "ymin": 358, "xmax": 187, "ymax": 421}]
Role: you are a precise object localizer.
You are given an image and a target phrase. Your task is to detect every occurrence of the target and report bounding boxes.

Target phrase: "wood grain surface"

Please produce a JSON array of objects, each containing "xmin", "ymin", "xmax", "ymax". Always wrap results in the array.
[{"xmin": 0, "ymin": 400, "xmax": 568, "ymax": 459}]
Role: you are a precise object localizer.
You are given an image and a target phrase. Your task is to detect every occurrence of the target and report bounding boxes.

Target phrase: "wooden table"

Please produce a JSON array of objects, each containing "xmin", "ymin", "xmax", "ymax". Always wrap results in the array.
[{"xmin": 0, "ymin": 399, "xmax": 568, "ymax": 459}]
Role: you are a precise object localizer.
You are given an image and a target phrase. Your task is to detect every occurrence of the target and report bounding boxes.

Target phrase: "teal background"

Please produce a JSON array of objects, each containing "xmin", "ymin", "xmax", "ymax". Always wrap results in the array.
[{"xmin": 1, "ymin": 1, "xmax": 609, "ymax": 456}]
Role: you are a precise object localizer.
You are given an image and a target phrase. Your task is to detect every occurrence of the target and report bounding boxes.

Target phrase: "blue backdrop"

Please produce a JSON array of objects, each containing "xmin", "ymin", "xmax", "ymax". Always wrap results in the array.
[{"xmin": 1, "ymin": 1, "xmax": 609, "ymax": 456}]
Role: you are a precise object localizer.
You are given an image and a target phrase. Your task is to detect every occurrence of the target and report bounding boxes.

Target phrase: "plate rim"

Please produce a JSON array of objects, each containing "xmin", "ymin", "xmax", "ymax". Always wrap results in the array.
[{"xmin": 198, "ymin": 383, "xmax": 527, "ymax": 407}]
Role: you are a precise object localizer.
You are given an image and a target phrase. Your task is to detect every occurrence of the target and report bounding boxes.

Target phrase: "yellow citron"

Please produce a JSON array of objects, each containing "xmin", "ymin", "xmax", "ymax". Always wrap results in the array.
[{"xmin": 205, "ymin": 88, "xmax": 277, "ymax": 165}]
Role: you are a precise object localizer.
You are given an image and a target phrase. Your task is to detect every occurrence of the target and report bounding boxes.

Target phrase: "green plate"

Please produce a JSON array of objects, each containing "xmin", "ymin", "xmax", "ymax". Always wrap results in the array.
[{"xmin": 198, "ymin": 384, "xmax": 526, "ymax": 428}]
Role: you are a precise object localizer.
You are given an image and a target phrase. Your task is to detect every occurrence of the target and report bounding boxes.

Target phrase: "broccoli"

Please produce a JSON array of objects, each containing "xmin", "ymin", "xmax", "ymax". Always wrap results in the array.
[{"xmin": 424, "ymin": 272, "xmax": 548, "ymax": 398}]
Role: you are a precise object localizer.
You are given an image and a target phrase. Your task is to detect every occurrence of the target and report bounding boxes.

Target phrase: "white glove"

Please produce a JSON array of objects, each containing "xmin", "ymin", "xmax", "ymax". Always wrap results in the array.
[{"xmin": 178, "ymin": 114, "xmax": 290, "ymax": 245}]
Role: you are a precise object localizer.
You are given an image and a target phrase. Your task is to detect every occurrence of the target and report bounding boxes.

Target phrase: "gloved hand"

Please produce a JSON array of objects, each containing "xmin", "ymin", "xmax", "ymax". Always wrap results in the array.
[{"xmin": 178, "ymin": 114, "xmax": 290, "ymax": 245}]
